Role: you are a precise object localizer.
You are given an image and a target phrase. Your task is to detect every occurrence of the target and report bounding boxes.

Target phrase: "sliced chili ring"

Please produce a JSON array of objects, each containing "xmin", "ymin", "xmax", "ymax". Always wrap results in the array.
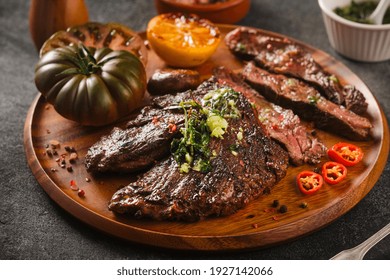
[
  {"xmin": 322, "ymin": 161, "xmax": 347, "ymax": 185},
  {"xmin": 327, "ymin": 142, "xmax": 363, "ymax": 167},
  {"xmin": 296, "ymin": 170, "xmax": 324, "ymax": 195}
]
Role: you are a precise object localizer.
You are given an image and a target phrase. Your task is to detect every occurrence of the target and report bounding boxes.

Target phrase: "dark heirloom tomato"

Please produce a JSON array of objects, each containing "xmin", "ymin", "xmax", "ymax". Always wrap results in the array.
[{"xmin": 34, "ymin": 44, "xmax": 146, "ymax": 126}]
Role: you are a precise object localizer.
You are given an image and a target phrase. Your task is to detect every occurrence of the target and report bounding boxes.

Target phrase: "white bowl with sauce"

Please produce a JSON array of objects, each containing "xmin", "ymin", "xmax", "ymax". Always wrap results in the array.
[{"xmin": 318, "ymin": 0, "xmax": 390, "ymax": 62}]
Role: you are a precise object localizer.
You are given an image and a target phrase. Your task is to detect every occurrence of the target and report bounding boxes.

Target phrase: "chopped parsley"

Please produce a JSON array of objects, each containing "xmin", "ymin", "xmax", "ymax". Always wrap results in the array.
[
  {"xmin": 329, "ymin": 75, "xmax": 339, "ymax": 83},
  {"xmin": 202, "ymin": 87, "xmax": 241, "ymax": 119},
  {"xmin": 171, "ymin": 87, "xmax": 241, "ymax": 173},
  {"xmin": 286, "ymin": 79, "xmax": 296, "ymax": 86},
  {"xmin": 308, "ymin": 95, "xmax": 320, "ymax": 105},
  {"xmin": 235, "ymin": 42, "xmax": 247, "ymax": 53},
  {"xmin": 334, "ymin": 1, "xmax": 390, "ymax": 24}
]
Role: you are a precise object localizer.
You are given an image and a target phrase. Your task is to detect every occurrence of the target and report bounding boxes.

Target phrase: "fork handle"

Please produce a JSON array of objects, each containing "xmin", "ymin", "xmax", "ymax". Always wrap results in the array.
[{"xmin": 353, "ymin": 223, "xmax": 390, "ymax": 258}]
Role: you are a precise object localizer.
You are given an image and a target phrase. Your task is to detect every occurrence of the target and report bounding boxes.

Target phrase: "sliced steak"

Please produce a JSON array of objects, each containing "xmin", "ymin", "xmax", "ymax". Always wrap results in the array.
[
  {"xmin": 225, "ymin": 27, "xmax": 368, "ymax": 115},
  {"xmin": 151, "ymin": 90, "xmax": 192, "ymax": 109},
  {"xmin": 243, "ymin": 62, "xmax": 372, "ymax": 141},
  {"xmin": 108, "ymin": 82, "xmax": 289, "ymax": 221},
  {"xmin": 84, "ymin": 80, "xmax": 232, "ymax": 173},
  {"xmin": 213, "ymin": 66, "xmax": 326, "ymax": 165},
  {"xmin": 84, "ymin": 106, "xmax": 184, "ymax": 173}
]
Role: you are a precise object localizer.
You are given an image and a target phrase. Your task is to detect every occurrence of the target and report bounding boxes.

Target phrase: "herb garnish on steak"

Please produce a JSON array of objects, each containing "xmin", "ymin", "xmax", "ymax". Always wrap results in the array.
[
  {"xmin": 108, "ymin": 81, "xmax": 289, "ymax": 221},
  {"xmin": 171, "ymin": 87, "xmax": 242, "ymax": 173},
  {"xmin": 213, "ymin": 66, "xmax": 326, "ymax": 165},
  {"xmin": 84, "ymin": 106, "xmax": 184, "ymax": 173}
]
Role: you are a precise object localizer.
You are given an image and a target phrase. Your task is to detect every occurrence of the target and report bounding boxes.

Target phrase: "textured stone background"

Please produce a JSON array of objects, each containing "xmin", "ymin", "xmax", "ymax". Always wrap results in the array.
[{"xmin": 0, "ymin": 0, "xmax": 389, "ymax": 259}]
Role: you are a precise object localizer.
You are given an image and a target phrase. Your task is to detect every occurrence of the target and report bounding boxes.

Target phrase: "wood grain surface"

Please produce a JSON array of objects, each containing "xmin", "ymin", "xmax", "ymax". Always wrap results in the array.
[{"xmin": 24, "ymin": 25, "xmax": 389, "ymax": 251}]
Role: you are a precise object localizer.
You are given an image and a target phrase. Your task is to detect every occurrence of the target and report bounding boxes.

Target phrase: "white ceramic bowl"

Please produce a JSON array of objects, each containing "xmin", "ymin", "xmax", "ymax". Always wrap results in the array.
[{"xmin": 318, "ymin": 0, "xmax": 390, "ymax": 62}]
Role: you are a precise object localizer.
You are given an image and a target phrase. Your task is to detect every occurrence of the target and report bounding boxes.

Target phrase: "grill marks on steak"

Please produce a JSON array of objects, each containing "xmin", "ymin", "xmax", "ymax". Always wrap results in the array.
[
  {"xmin": 85, "ymin": 106, "xmax": 184, "ymax": 173},
  {"xmin": 213, "ymin": 66, "xmax": 326, "ymax": 165},
  {"xmin": 243, "ymin": 62, "xmax": 372, "ymax": 141},
  {"xmin": 84, "ymin": 90, "xmax": 195, "ymax": 173},
  {"xmin": 108, "ymin": 82, "xmax": 289, "ymax": 221},
  {"xmin": 225, "ymin": 27, "xmax": 368, "ymax": 115},
  {"xmin": 84, "ymin": 81, "xmax": 223, "ymax": 174}
]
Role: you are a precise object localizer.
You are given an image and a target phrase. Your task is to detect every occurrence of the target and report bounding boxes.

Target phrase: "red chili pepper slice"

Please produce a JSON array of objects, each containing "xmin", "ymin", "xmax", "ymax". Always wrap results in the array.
[
  {"xmin": 296, "ymin": 171, "xmax": 324, "ymax": 195},
  {"xmin": 322, "ymin": 161, "xmax": 347, "ymax": 185},
  {"xmin": 327, "ymin": 142, "xmax": 363, "ymax": 167}
]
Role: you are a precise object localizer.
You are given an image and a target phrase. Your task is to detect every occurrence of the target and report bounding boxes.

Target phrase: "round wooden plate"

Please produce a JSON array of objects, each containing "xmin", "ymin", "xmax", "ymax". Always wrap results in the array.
[{"xmin": 24, "ymin": 25, "xmax": 389, "ymax": 251}]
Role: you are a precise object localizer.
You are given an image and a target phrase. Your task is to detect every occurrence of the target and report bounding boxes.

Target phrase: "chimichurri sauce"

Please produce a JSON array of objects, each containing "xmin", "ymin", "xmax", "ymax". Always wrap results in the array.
[{"xmin": 334, "ymin": 1, "xmax": 390, "ymax": 24}]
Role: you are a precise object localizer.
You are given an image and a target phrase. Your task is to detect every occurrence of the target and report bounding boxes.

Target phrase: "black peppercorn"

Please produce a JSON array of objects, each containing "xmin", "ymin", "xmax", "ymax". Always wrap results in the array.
[{"xmin": 279, "ymin": 205, "xmax": 288, "ymax": 213}]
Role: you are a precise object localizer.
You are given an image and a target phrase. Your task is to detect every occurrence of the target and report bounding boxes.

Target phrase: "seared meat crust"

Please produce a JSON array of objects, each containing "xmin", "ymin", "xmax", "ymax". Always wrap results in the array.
[{"xmin": 108, "ymin": 82, "xmax": 289, "ymax": 221}]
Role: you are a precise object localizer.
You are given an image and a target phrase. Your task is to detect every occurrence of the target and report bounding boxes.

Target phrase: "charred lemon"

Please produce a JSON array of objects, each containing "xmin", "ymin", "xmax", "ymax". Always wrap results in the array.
[{"xmin": 147, "ymin": 13, "xmax": 221, "ymax": 68}]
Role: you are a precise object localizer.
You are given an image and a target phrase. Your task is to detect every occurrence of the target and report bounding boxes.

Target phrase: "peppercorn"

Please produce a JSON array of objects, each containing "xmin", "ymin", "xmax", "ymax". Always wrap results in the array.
[
  {"xmin": 67, "ymin": 166, "xmax": 73, "ymax": 172},
  {"xmin": 272, "ymin": 199, "xmax": 279, "ymax": 208},
  {"xmin": 263, "ymin": 187, "xmax": 271, "ymax": 195},
  {"xmin": 313, "ymin": 167, "xmax": 321, "ymax": 174},
  {"xmin": 78, "ymin": 189, "xmax": 85, "ymax": 198},
  {"xmin": 279, "ymin": 205, "xmax": 288, "ymax": 213},
  {"xmin": 300, "ymin": 202, "xmax": 308, "ymax": 209}
]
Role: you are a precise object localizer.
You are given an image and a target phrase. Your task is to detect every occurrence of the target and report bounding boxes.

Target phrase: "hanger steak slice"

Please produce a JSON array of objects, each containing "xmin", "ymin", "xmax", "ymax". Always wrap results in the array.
[
  {"xmin": 242, "ymin": 62, "xmax": 372, "ymax": 141},
  {"xmin": 84, "ymin": 106, "xmax": 185, "ymax": 173},
  {"xmin": 213, "ymin": 66, "xmax": 326, "ymax": 165},
  {"xmin": 225, "ymin": 26, "xmax": 368, "ymax": 115},
  {"xmin": 108, "ymin": 81, "xmax": 289, "ymax": 221}
]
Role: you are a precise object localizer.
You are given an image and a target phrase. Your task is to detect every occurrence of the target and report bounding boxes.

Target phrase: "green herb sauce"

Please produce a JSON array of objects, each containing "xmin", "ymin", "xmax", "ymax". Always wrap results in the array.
[
  {"xmin": 171, "ymin": 87, "xmax": 241, "ymax": 173},
  {"xmin": 334, "ymin": 1, "xmax": 390, "ymax": 24}
]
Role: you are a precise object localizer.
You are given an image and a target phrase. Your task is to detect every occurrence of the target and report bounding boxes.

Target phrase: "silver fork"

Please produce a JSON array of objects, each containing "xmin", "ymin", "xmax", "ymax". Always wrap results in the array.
[{"xmin": 330, "ymin": 223, "xmax": 390, "ymax": 260}]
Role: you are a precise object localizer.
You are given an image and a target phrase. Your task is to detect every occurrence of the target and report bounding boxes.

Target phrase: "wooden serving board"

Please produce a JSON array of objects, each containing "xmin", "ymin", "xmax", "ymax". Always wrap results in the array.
[{"xmin": 24, "ymin": 25, "xmax": 389, "ymax": 251}]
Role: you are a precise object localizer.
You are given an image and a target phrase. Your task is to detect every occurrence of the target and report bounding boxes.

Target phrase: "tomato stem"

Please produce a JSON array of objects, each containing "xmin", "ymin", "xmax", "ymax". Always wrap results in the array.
[{"xmin": 75, "ymin": 43, "xmax": 102, "ymax": 76}]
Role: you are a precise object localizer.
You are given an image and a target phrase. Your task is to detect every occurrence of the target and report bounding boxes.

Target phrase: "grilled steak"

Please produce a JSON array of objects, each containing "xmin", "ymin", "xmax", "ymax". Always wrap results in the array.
[
  {"xmin": 225, "ymin": 27, "xmax": 368, "ymax": 115},
  {"xmin": 213, "ymin": 66, "xmax": 326, "ymax": 165},
  {"xmin": 85, "ymin": 81, "xmax": 222, "ymax": 173},
  {"xmin": 85, "ymin": 106, "xmax": 184, "ymax": 173},
  {"xmin": 243, "ymin": 62, "xmax": 372, "ymax": 141},
  {"xmin": 147, "ymin": 68, "xmax": 201, "ymax": 95},
  {"xmin": 108, "ymin": 82, "xmax": 289, "ymax": 221}
]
